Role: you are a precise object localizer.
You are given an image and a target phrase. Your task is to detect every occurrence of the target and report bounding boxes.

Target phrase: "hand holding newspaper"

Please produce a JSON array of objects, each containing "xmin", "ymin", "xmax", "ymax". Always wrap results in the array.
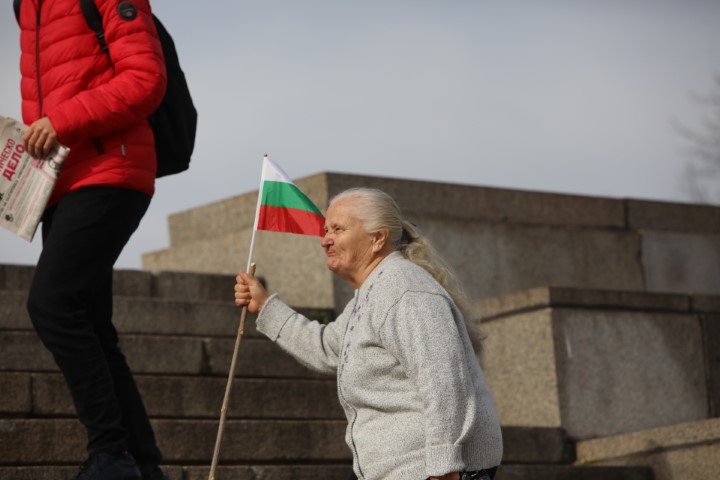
[{"xmin": 0, "ymin": 115, "xmax": 70, "ymax": 241}]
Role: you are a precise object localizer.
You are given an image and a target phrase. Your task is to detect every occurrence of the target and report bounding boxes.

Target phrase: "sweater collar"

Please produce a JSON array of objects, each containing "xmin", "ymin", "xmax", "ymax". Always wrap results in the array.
[{"xmin": 355, "ymin": 251, "xmax": 402, "ymax": 295}]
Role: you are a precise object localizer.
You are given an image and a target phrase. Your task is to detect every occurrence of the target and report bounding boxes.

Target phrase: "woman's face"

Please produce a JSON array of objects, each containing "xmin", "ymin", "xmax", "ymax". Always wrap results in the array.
[{"xmin": 321, "ymin": 198, "xmax": 377, "ymax": 287}]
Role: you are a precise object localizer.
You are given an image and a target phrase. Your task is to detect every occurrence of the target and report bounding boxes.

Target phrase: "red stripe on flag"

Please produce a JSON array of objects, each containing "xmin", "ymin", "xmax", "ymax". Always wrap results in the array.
[{"xmin": 257, "ymin": 205, "xmax": 325, "ymax": 237}]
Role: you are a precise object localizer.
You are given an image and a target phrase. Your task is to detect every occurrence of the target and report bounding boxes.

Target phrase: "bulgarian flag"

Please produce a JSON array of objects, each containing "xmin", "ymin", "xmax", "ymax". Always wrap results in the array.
[{"xmin": 253, "ymin": 155, "xmax": 325, "ymax": 237}]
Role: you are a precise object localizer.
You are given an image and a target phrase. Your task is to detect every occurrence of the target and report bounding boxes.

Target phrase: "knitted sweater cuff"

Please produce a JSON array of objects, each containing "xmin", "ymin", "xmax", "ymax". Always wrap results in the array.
[
  {"xmin": 425, "ymin": 444, "xmax": 464, "ymax": 476},
  {"xmin": 256, "ymin": 294, "xmax": 293, "ymax": 341}
]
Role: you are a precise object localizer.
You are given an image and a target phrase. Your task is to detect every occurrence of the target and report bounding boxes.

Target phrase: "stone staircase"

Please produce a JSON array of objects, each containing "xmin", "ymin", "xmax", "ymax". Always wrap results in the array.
[{"xmin": 0, "ymin": 264, "xmax": 656, "ymax": 480}]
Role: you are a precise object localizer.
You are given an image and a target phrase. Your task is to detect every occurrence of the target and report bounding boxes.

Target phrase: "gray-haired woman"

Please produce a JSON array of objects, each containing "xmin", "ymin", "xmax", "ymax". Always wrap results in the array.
[{"xmin": 235, "ymin": 188, "xmax": 502, "ymax": 480}]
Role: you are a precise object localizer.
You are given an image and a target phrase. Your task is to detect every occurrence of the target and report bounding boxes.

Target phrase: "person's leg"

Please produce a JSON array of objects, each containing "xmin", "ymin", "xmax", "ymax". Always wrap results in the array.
[
  {"xmin": 27, "ymin": 187, "xmax": 152, "ymax": 459},
  {"xmin": 90, "ymin": 270, "xmax": 163, "ymax": 476}
]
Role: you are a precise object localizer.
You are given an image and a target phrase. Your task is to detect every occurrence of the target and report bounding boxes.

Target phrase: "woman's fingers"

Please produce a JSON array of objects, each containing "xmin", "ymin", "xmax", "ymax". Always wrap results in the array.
[
  {"xmin": 234, "ymin": 271, "xmax": 268, "ymax": 313},
  {"xmin": 234, "ymin": 272, "xmax": 258, "ymax": 306},
  {"xmin": 234, "ymin": 280, "xmax": 250, "ymax": 306}
]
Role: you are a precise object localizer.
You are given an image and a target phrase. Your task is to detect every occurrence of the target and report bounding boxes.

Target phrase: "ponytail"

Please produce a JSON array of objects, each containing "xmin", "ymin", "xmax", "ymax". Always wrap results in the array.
[{"xmin": 397, "ymin": 221, "xmax": 483, "ymax": 355}]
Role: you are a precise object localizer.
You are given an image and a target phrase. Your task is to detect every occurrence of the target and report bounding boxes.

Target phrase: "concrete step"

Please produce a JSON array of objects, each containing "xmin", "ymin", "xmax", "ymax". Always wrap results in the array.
[
  {"xmin": 0, "ymin": 372, "xmax": 343, "ymax": 420},
  {"xmin": 0, "ymin": 291, "xmax": 261, "ymax": 338},
  {"xmin": 0, "ymin": 418, "xmax": 584, "ymax": 466},
  {"xmin": 0, "ymin": 419, "xmax": 350, "ymax": 465},
  {"xmin": 0, "ymin": 331, "xmax": 328, "ymax": 379},
  {"xmin": 0, "ymin": 418, "xmax": 578, "ymax": 467},
  {"xmin": 0, "ymin": 265, "xmax": 240, "ymax": 303},
  {"xmin": 0, "ymin": 463, "xmax": 654, "ymax": 480},
  {"xmin": 495, "ymin": 464, "xmax": 653, "ymax": 480},
  {"xmin": 1, "ymin": 291, "xmax": 237, "ymax": 336},
  {"xmin": 0, "ymin": 291, "xmax": 334, "ymax": 337},
  {"xmin": 1, "ymin": 264, "xmax": 337, "ymax": 311},
  {"xmin": 0, "ymin": 465, "xmax": 354, "ymax": 480},
  {"xmin": 576, "ymin": 418, "xmax": 720, "ymax": 480}
]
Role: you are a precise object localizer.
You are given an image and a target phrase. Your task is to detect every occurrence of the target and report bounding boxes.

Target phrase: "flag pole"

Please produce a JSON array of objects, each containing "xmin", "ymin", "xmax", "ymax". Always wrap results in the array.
[
  {"xmin": 207, "ymin": 261, "xmax": 255, "ymax": 480},
  {"xmin": 244, "ymin": 154, "xmax": 268, "ymax": 271},
  {"xmin": 208, "ymin": 155, "xmax": 268, "ymax": 480}
]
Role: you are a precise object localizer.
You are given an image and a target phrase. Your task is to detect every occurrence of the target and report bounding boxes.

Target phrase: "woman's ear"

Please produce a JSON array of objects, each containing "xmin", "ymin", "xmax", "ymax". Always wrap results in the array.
[{"xmin": 372, "ymin": 228, "xmax": 390, "ymax": 253}]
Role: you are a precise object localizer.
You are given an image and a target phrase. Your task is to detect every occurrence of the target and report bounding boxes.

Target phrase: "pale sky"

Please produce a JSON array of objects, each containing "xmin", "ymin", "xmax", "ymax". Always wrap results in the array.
[{"xmin": 1, "ymin": 1, "xmax": 719, "ymax": 269}]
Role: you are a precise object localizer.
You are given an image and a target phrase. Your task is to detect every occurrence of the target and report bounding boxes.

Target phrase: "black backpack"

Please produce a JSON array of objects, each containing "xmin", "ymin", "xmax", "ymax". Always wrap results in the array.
[{"xmin": 13, "ymin": 0, "xmax": 197, "ymax": 178}]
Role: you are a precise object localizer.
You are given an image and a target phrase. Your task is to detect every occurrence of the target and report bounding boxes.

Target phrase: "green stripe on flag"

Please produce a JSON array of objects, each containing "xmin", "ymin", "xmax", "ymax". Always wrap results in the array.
[{"xmin": 261, "ymin": 180, "xmax": 323, "ymax": 215}]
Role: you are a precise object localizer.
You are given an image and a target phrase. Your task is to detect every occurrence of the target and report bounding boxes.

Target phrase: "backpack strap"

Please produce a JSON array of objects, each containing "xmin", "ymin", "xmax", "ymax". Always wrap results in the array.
[
  {"xmin": 79, "ymin": 0, "xmax": 109, "ymax": 53},
  {"xmin": 13, "ymin": 0, "xmax": 21, "ymax": 23}
]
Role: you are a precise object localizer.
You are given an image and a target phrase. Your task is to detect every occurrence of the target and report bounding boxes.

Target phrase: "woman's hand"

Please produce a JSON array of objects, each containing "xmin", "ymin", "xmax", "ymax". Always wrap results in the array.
[
  {"xmin": 23, "ymin": 117, "xmax": 58, "ymax": 159},
  {"xmin": 234, "ymin": 271, "xmax": 269, "ymax": 314},
  {"xmin": 430, "ymin": 473, "xmax": 460, "ymax": 480}
]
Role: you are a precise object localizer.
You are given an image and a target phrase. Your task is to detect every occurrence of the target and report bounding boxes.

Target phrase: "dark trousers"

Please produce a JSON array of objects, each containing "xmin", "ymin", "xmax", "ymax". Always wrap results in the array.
[{"xmin": 26, "ymin": 187, "xmax": 161, "ymax": 470}]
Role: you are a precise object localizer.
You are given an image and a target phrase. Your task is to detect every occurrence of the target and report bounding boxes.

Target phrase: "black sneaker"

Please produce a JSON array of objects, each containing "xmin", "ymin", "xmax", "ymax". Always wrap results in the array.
[{"xmin": 75, "ymin": 452, "xmax": 142, "ymax": 480}]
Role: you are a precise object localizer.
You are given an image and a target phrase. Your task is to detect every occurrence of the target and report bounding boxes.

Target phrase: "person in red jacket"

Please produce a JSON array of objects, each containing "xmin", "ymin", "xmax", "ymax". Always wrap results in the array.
[{"xmin": 17, "ymin": 1, "xmax": 169, "ymax": 479}]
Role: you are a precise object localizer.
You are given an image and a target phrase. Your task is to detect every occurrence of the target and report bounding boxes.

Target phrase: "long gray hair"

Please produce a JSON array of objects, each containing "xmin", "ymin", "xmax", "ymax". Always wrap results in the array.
[{"xmin": 328, "ymin": 188, "xmax": 483, "ymax": 354}]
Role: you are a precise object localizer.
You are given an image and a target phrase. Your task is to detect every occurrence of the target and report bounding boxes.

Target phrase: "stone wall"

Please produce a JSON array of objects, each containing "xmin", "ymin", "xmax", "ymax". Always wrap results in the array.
[{"xmin": 142, "ymin": 173, "xmax": 720, "ymax": 310}]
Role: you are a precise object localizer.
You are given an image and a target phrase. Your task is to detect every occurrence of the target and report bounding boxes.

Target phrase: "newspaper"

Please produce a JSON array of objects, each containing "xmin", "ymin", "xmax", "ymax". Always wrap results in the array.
[{"xmin": 0, "ymin": 115, "xmax": 70, "ymax": 241}]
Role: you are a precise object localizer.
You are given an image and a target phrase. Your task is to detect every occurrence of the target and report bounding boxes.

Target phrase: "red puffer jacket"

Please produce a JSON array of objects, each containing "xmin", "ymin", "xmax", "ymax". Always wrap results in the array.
[{"xmin": 18, "ymin": 0, "xmax": 167, "ymax": 205}]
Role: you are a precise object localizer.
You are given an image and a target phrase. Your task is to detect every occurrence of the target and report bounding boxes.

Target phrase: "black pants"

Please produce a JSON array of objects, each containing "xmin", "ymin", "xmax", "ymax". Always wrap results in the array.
[{"xmin": 26, "ymin": 187, "xmax": 161, "ymax": 470}]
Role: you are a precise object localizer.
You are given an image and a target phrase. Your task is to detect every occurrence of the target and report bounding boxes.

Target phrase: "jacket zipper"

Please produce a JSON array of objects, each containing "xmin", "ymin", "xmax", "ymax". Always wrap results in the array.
[{"xmin": 35, "ymin": 0, "xmax": 44, "ymax": 118}]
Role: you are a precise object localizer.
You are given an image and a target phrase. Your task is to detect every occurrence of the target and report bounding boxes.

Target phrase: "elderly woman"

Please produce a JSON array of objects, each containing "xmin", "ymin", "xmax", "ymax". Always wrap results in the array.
[{"xmin": 234, "ymin": 188, "xmax": 503, "ymax": 480}]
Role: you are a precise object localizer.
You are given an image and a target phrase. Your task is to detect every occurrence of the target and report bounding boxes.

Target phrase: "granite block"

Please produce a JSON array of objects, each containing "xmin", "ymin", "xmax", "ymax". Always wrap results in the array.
[
  {"xmin": 0, "ymin": 373, "xmax": 30, "ymax": 415},
  {"xmin": 495, "ymin": 464, "xmax": 652, "ymax": 480},
  {"xmin": 203, "ymin": 337, "xmax": 328, "ymax": 379},
  {"xmin": 576, "ymin": 418, "xmax": 720, "ymax": 480},
  {"xmin": 120, "ymin": 335, "xmax": 205, "ymax": 375},
  {"xmin": 475, "ymin": 287, "xmax": 691, "ymax": 321},
  {"xmin": 0, "ymin": 419, "xmax": 84, "ymax": 464},
  {"xmin": 0, "ymin": 332, "xmax": 56, "ymax": 372},
  {"xmin": 500, "ymin": 426, "xmax": 573, "ymax": 463},
  {"xmin": 31, "ymin": 373, "xmax": 343, "ymax": 420},
  {"xmin": 0, "ymin": 292, "xmax": 30, "ymax": 330},
  {"xmin": 152, "ymin": 270, "xmax": 236, "ymax": 301},
  {"xmin": 0, "ymin": 418, "xmax": 351, "ymax": 464},
  {"xmin": 112, "ymin": 297, "xmax": 253, "ymax": 338},
  {"xmin": 153, "ymin": 419, "xmax": 351, "ymax": 463},
  {"xmin": 627, "ymin": 199, "xmax": 720, "ymax": 234},
  {"xmin": 322, "ymin": 173, "xmax": 624, "ymax": 227},
  {"xmin": 0, "ymin": 264, "xmax": 34, "ymax": 291},
  {"xmin": 693, "ymin": 295, "xmax": 720, "ymax": 313},
  {"xmin": 112, "ymin": 269, "xmax": 153, "ymax": 297},
  {"xmin": 701, "ymin": 314, "xmax": 720, "ymax": 417},
  {"xmin": 642, "ymin": 232, "xmax": 720, "ymax": 296},
  {"xmin": 182, "ymin": 465, "xmax": 354, "ymax": 480},
  {"xmin": 554, "ymin": 309, "xmax": 708, "ymax": 439},
  {"xmin": 481, "ymin": 308, "xmax": 562, "ymax": 427}
]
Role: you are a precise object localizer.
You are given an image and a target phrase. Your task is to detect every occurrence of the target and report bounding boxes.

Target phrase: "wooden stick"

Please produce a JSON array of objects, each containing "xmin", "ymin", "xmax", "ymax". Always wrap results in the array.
[{"xmin": 208, "ymin": 262, "xmax": 256, "ymax": 480}]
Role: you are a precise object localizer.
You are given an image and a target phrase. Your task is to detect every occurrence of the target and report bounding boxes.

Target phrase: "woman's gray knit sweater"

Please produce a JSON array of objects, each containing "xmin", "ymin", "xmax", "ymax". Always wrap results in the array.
[{"xmin": 256, "ymin": 252, "xmax": 503, "ymax": 480}]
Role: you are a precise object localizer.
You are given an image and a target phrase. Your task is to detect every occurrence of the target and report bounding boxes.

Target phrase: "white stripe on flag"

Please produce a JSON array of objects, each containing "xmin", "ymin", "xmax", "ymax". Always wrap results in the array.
[{"xmin": 262, "ymin": 156, "xmax": 293, "ymax": 184}]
